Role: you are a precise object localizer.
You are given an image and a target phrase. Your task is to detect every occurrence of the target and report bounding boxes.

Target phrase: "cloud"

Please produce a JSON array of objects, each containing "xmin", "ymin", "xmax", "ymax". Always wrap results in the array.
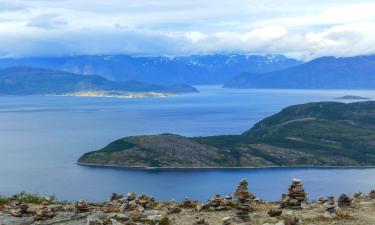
[
  {"xmin": 27, "ymin": 14, "xmax": 67, "ymax": 29},
  {"xmin": 0, "ymin": 0, "xmax": 374, "ymax": 59}
]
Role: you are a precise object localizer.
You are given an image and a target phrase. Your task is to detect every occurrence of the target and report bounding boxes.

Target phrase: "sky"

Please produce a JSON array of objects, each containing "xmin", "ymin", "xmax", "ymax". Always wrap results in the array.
[{"xmin": 0, "ymin": 0, "xmax": 375, "ymax": 60}]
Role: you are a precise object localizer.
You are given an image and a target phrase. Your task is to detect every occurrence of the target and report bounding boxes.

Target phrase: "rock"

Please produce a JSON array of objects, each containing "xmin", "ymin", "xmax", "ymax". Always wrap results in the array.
[
  {"xmin": 86, "ymin": 213, "xmax": 109, "ymax": 225},
  {"xmin": 281, "ymin": 178, "xmax": 307, "ymax": 210},
  {"xmin": 222, "ymin": 216, "xmax": 232, "ymax": 225},
  {"xmin": 284, "ymin": 215, "xmax": 300, "ymax": 225},
  {"xmin": 0, "ymin": 214, "xmax": 34, "ymax": 225},
  {"xmin": 193, "ymin": 216, "xmax": 209, "ymax": 225},
  {"xmin": 338, "ymin": 194, "xmax": 352, "ymax": 208},
  {"xmin": 267, "ymin": 209, "xmax": 282, "ymax": 217}
]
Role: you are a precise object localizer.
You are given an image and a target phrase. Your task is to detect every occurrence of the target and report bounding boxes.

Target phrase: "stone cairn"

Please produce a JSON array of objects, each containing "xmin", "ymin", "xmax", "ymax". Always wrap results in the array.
[
  {"xmin": 338, "ymin": 194, "xmax": 352, "ymax": 208},
  {"xmin": 34, "ymin": 199, "xmax": 56, "ymax": 221},
  {"xmin": 182, "ymin": 197, "xmax": 193, "ymax": 208},
  {"xmin": 267, "ymin": 208, "xmax": 282, "ymax": 217},
  {"xmin": 324, "ymin": 196, "xmax": 336, "ymax": 217},
  {"xmin": 353, "ymin": 192, "xmax": 366, "ymax": 200},
  {"xmin": 234, "ymin": 179, "xmax": 255, "ymax": 222},
  {"xmin": 281, "ymin": 178, "xmax": 307, "ymax": 210},
  {"xmin": 8, "ymin": 199, "xmax": 25, "ymax": 217},
  {"xmin": 76, "ymin": 199, "xmax": 89, "ymax": 213},
  {"xmin": 369, "ymin": 190, "xmax": 375, "ymax": 199},
  {"xmin": 317, "ymin": 196, "xmax": 326, "ymax": 205}
]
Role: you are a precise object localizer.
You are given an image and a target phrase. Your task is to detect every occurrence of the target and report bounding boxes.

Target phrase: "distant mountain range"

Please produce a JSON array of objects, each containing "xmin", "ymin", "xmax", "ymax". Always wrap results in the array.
[
  {"xmin": 0, "ymin": 66, "xmax": 198, "ymax": 95},
  {"xmin": 0, "ymin": 54, "xmax": 300, "ymax": 85},
  {"xmin": 78, "ymin": 101, "xmax": 375, "ymax": 168},
  {"xmin": 224, "ymin": 55, "xmax": 375, "ymax": 89}
]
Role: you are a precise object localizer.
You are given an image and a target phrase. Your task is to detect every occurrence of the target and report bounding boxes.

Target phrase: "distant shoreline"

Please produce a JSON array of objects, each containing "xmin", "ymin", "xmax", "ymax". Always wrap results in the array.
[
  {"xmin": 76, "ymin": 162, "xmax": 375, "ymax": 170},
  {"xmin": 50, "ymin": 91, "xmax": 176, "ymax": 99}
]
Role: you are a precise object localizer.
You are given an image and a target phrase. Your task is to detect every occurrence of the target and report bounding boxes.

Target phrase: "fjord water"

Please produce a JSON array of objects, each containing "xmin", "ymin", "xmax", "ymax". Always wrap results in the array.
[{"xmin": 1, "ymin": 86, "xmax": 375, "ymax": 202}]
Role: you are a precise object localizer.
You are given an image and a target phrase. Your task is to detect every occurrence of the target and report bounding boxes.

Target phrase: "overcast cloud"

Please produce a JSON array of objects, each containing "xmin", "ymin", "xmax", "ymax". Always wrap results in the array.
[{"xmin": 0, "ymin": 0, "xmax": 374, "ymax": 60}]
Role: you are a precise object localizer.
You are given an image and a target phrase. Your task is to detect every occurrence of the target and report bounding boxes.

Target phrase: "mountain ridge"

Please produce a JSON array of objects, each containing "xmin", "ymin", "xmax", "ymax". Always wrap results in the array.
[
  {"xmin": 224, "ymin": 55, "xmax": 375, "ymax": 89},
  {"xmin": 0, "ymin": 54, "xmax": 300, "ymax": 85},
  {"xmin": 0, "ymin": 66, "xmax": 198, "ymax": 95}
]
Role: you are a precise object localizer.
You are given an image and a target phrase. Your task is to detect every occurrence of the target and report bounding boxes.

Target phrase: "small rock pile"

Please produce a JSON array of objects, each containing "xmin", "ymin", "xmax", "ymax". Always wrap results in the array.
[
  {"xmin": 193, "ymin": 216, "xmax": 210, "ymax": 225},
  {"xmin": 76, "ymin": 199, "xmax": 89, "ymax": 212},
  {"xmin": 353, "ymin": 192, "xmax": 365, "ymax": 200},
  {"xmin": 267, "ymin": 209, "xmax": 282, "ymax": 217},
  {"xmin": 182, "ymin": 197, "xmax": 193, "ymax": 208},
  {"xmin": 221, "ymin": 216, "xmax": 232, "ymax": 225},
  {"xmin": 167, "ymin": 201, "xmax": 182, "ymax": 214},
  {"xmin": 284, "ymin": 215, "xmax": 300, "ymax": 225},
  {"xmin": 317, "ymin": 196, "xmax": 326, "ymax": 205},
  {"xmin": 34, "ymin": 203, "xmax": 56, "ymax": 221},
  {"xmin": 281, "ymin": 178, "xmax": 307, "ymax": 210},
  {"xmin": 338, "ymin": 194, "xmax": 352, "ymax": 208},
  {"xmin": 208, "ymin": 194, "xmax": 224, "ymax": 210},
  {"xmin": 234, "ymin": 179, "xmax": 255, "ymax": 222},
  {"xmin": 369, "ymin": 190, "xmax": 375, "ymax": 199},
  {"xmin": 324, "ymin": 196, "xmax": 336, "ymax": 218}
]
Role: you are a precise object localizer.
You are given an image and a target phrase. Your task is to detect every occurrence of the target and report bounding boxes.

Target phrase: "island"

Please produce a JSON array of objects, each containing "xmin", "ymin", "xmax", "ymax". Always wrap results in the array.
[
  {"xmin": 0, "ymin": 66, "xmax": 198, "ymax": 97},
  {"xmin": 78, "ymin": 101, "xmax": 375, "ymax": 168}
]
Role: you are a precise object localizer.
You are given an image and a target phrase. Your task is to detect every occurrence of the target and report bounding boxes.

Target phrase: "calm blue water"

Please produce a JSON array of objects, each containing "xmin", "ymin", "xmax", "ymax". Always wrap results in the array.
[{"xmin": 1, "ymin": 86, "xmax": 375, "ymax": 202}]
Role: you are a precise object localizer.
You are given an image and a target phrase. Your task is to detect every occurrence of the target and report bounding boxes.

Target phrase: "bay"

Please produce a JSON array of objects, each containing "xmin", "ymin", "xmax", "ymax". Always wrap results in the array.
[{"xmin": 0, "ymin": 86, "xmax": 375, "ymax": 201}]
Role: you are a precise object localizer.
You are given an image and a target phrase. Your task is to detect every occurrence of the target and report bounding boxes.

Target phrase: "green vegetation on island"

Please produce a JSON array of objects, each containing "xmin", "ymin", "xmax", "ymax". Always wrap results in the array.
[{"xmin": 78, "ymin": 101, "xmax": 375, "ymax": 168}]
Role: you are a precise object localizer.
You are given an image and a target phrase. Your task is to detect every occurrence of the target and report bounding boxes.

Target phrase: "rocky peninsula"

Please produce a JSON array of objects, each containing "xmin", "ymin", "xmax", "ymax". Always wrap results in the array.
[
  {"xmin": 1, "ymin": 179, "xmax": 375, "ymax": 225},
  {"xmin": 78, "ymin": 101, "xmax": 375, "ymax": 168}
]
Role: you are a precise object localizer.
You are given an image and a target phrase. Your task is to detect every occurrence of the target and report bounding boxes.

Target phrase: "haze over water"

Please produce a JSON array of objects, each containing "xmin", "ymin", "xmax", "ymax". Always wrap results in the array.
[{"xmin": 1, "ymin": 86, "xmax": 375, "ymax": 201}]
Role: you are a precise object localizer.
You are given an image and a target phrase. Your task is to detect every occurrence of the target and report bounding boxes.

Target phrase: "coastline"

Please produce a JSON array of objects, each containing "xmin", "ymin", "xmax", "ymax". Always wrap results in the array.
[
  {"xmin": 49, "ymin": 91, "xmax": 176, "ymax": 99},
  {"xmin": 76, "ymin": 162, "xmax": 375, "ymax": 170}
]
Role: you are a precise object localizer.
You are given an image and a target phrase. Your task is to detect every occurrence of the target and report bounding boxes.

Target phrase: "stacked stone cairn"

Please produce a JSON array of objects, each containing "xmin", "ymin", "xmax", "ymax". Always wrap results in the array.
[
  {"xmin": 8, "ymin": 199, "xmax": 24, "ymax": 217},
  {"xmin": 167, "ymin": 201, "xmax": 182, "ymax": 214},
  {"xmin": 76, "ymin": 199, "xmax": 89, "ymax": 213},
  {"xmin": 353, "ymin": 192, "xmax": 365, "ymax": 200},
  {"xmin": 369, "ymin": 190, "xmax": 375, "ymax": 199},
  {"xmin": 109, "ymin": 193, "xmax": 123, "ymax": 201},
  {"xmin": 267, "ymin": 208, "xmax": 282, "ymax": 217},
  {"xmin": 338, "ymin": 194, "xmax": 352, "ymax": 208},
  {"xmin": 281, "ymin": 178, "xmax": 307, "ymax": 210},
  {"xmin": 182, "ymin": 197, "xmax": 193, "ymax": 208},
  {"xmin": 34, "ymin": 199, "xmax": 56, "ymax": 221},
  {"xmin": 324, "ymin": 196, "xmax": 336, "ymax": 217},
  {"xmin": 234, "ymin": 179, "xmax": 255, "ymax": 222},
  {"xmin": 317, "ymin": 196, "xmax": 326, "ymax": 205}
]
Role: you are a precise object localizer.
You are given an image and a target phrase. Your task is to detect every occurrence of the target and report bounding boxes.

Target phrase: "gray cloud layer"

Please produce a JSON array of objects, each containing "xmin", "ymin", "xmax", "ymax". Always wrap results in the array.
[{"xmin": 0, "ymin": 0, "xmax": 375, "ymax": 59}]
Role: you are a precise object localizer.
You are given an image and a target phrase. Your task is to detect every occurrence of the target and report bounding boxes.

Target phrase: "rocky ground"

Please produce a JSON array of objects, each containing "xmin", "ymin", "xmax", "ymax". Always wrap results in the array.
[{"xmin": 1, "ymin": 179, "xmax": 375, "ymax": 225}]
